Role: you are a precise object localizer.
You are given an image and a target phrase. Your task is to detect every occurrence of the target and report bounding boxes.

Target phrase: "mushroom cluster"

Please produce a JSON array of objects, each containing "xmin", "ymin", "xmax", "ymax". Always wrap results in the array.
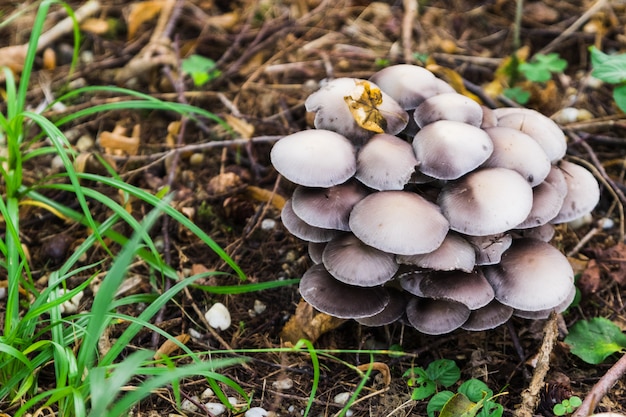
[{"xmin": 271, "ymin": 64, "xmax": 601, "ymax": 335}]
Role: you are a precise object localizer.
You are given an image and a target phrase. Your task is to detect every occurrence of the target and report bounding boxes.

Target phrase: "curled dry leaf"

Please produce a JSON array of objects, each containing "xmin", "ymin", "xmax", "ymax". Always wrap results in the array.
[
  {"xmin": 154, "ymin": 334, "xmax": 191, "ymax": 360},
  {"xmin": 280, "ymin": 300, "xmax": 346, "ymax": 345},
  {"xmin": 127, "ymin": 0, "xmax": 164, "ymax": 40},
  {"xmin": 98, "ymin": 124, "xmax": 141, "ymax": 156}
]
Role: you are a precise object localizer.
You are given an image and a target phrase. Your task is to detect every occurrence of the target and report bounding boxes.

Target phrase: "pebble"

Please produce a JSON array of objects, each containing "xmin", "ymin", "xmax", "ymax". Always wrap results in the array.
[
  {"xmin": 333, "ymin": 392, "xmax": 351, "ymax": 404},
  {"xmin": 75, "ymin": 135, "xmax": 95, "ymax": 152},
  {"xmin": 245, "ymin": 407, "xmax": 268, "ymax": 417},
  {"xmin": 189, "ymin": 153, "xmax": 205, "ymax": 167},
  {"xmin": 205, "ymin": 303, "xmax": 231, "ymax": 330},
  {"xmin": 204, "ymin": 402, "xmax": 226, "ymax": 415},
  {"xmin": 180, "ymin": 398, "xmax": 198, "ymax": 413},
  {"xmin": 253, "ymin": 299, "xmax": 267, "ymax": 315},
  {"xmin": 200, "ymin": 388, "xmax": 214, "ymax": 399},
  {"xmin": 272, "ymin": 378, "xmax": 293, "ymax": 390},
  {"xmin": 261, "ymin": 218, "xmax": 276, "ymax": 231}
]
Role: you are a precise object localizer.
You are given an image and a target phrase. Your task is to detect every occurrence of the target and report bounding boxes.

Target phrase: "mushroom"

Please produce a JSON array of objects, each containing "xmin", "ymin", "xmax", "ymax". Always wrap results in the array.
[
  {"xmin": 397, "ymin": 232, "xmax": 476, "ymax": 272},
  {"xmin": 299, "ymin": 264, "xmax": 390, "ymax": 319},
  {"xmin": 465, "ymin": 233, "xmax": 513, "ymax": 266},
  {"xmin": 356, "ymin": 288, "xmax": 408, "ymax": 326},
  {"xmin": 270, "ymin": 129, "xmax": 356, "ymax": 187},
  {"xmin": 483, "ymin": 238, "xmax": 574, "ymax": 312},
  {"xmin": 412, "ymin": 120, "xmax": 494, "ymax": 180},
  {"xmin": 349, "ymin": 191, "xmax": 449, "ymax": 255},
  {"xmin": 308, "ymin": 241, "xmax": 326, "ymax": 264},
  {"xmin": 414, "ymin": 93, "xmax": 483, "ymax": 128},
  {"xmin": 438, "ymin": 168, "xmax": 533, "ymax": 236},
  {"xmin": 305, "ymin": 78, "xmax": 409, "ymax": 143},
  {"xmin": 482, "ymin": 127, "xmax": 551, "ymax": 187},
  {"xmin": 480, "ymin": 106, "xmax": 498, "ymax": 129},
  {"xmin": 514, "ymin": 223, "xmax": 555, "ymax": 242},
  {"xmin": 494, "ymin": 108, "xmax": 567, "ymax": 163},
  {"xmin": 355, "ymin": 133, "xmax": 418, "ymax": 190},
  {"xmin": 418, "ymin": 269, "xmax": 495, "ymax": 310},
  {"xmin": 513, "ymin": 285, "xmax": 577, "ymax": 319},
  {"xmin": 405, "ymin": 297, "xmax": 471, "ymax": 335},
  {"xmin": 461, "ymin": 300, "xmax": 514, "ymax": 331},
  {"xmin": 281, "ymin": 199, "xmax": 340, "ymax": 243},
  {"xmin": 322, "ymin": 233, "xmax": 398, "ymax": 287},
  {"xmin": 291, "ymin": 180, "xmax": 370, "ymax": 231},
  {"xmin": 550, "ymin": 160, "xmax": 601, "ymax": 224},
  {"xmin": 369, "ymin": 64, "xmax": 455, "ymax": 110},
  {"xmin": 397, "ymin": 266, "xmax": 427, "ymax": 297},
  {"xmin": 515, "ymin": 181, "xmax": 565, "ymax": 229}
]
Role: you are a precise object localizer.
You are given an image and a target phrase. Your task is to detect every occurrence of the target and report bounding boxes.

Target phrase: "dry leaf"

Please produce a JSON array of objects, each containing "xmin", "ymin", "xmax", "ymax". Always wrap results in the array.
[
  {"xmin": 579, "ymin": 258, "xmax": 601, "ymax": 295},
  {"xmin": 356, "ymin": 362, "xmax": 391, "ymax": 387},
  {"xmin": 280, "ymin": 300, "xmax": 346, "ymax": 345},
  {"xmin": 427, "ymin": 64, "xmax": 482, "ymax": 103},
  {"xmin": 0, "ymin": 45, "xmax": 27, "ymax": 74},
  {"xmin": 245, "ymin": 185, "xmax": 286, "ymax": 210},
  {"xmin": 344, "ymin": 80, "xmax": 387, "ymax": 133},
  {"xmin": 154, "ymin": 334, "xmax": 190, "ymax": 360},
  {"xmin": 223, "ymin": 114, "xmax": 255, "ymax": 139},
  {"xmin": 591, "ymin": 242, "xmax": 626, "ymax": 286},
  {"xmin": 80, "ymin": 17, "xmax": 111, "ymax": 35},
  {"xmin": 127, "ymin": 0, "xmax": 163, "ymax": 40},
  {"xmin": 482, "ymin": 46, "xmax": 530, "ymax": 99},
  {"xmin": 98, "ymin": 124, "xmax": 141, "ymax": 156}
]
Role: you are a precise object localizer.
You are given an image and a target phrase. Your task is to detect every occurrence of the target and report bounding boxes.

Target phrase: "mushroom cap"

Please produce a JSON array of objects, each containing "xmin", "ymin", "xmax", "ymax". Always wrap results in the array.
[
  {"xmin": 299, "ymin": 264, "xmax": 390, "ymax": 319},
  {"xmin": 480, "ymin": 106, "xmax": 498, "ymax": 129},
  {"xmin": 461, "ymin": 300, "xmax": 514, "ymax": 331},
  {"xmin": 308, "ymin": 241, "xmax": 326, "ymax": 264},
  {"xmin": 514, "ymin": 223, "xmax": 555, "ymax": 242},
  {"xmin": 291, "ymin": 180, "xmax": 370, "ymax": 231},
  {"xmin": 355, "ymin": 133, "xmax": 418, "ymax": 190},
  {"xmin": 515, "ymin": 181, "xmax": 565, "ymax": 229},
  {"xmin": 466, "ymin": 233, "xmax": 513, "ymax": 265},
  {"xmin": 281, "ymin": 199, "xmax": 341, "ymax": 243},
  {"xmin": 305, "ymin": 78, "xmax": 408, "ymax": 142},
  {"xmin": 405, "ymin": 297, "xmax": 470, "ymax": 335},
  {"xmin": 349, "ymin": 191, "xmax": 449, "ymax": 255},
  {"xmin": 438, "ymin": 168, "xmax": 534, "ymax": 236},
  {"xmin": 544, "ymin": 164, "xmax": 568, "ymax": 198},
  {"xmin": 513, "ymin": 284, "xmax": 577, "ymax": 319},
  {"xmin": 419, "ymin": 269, "xmax": 495, "ymax": 310},
  {"xmin": 413, "ymin": 120, "xmax": 494, "ymax": 180},
  {"xmin": 414, "ymin": 93, "xmax": 483, "ymax": 128},
  {"xmin": 483, "ymin": 127, "xmax": 551, "ymax": 187},
  {"xmin": 356, "ymin": 288, "xmax": 408, "ymax": 326},
  {"xmin": 397, "ymin": 232, "xmax": 476, "ymax": 272},
  {"xmin": 551, "ymin": 160, "xmax": 601, "ymax": 224},
  {"xmin": 397, "ymin": 266, "xmax": 428, "ymax": 296},
  {"xmin": 270, "ymin": 129, "xmax": 356, "ymax": 187},
  {"xmin": 494, "ymin": 108, "xmax": 567, "ymax": 163},
  {"xmin": 322, "ymin": 233, "xmax": 398, "ymax": 287},
  {"xmin": 483, "ymin": 238, "xmax": 575, "ymax": 311},
  {"xmin": 369, "ymin": 64, "xmax": 455, "ymax": 110}
]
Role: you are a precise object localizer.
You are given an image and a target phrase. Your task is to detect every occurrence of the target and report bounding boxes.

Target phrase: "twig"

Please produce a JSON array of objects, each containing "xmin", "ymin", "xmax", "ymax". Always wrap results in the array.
[
  {"xmin": 571, "ymin": 352, "xmax": 626, "ymax": 417},
  {"xmin": 401, "ymin": 0, "xmax": 417, "ymax": 64},
  {"xmin": 515, "ymin": 312, "xmax": 559, "ymax": 417}
]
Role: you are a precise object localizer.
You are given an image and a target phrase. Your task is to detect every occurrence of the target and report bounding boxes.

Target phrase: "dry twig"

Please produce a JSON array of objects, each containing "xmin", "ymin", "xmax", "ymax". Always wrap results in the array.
[{"xmin": 571, "ymin": 352, "xmax": 626, "ymax": 417}]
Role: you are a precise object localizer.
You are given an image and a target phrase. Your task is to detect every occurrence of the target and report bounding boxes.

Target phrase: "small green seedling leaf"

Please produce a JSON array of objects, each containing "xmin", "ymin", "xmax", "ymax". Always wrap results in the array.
[
  {"xmin": 613, "ymin": 84, "xmax": 626, "ymax": 113},
  {"xmin": 553, "ymin": 396, "xmax": 582, "ymax": 416},
  {"xmin": 458, "ymin": 379, "xmax": 493, "ymax": 403},
  {"xmin": 439, "ymin": 392, "xmax": 479, "ymax": 417},
  {"xmin": 425, "ymin": 359, "xmax": 461, "ymax": 388},
  {"xmin": 503, "ymin": 86, "xmax": 530, "ymax": 105},
  {"xmin": 477, "ymin": 400, "xmax": 504, "ymax": 417},
  {"xmin": 427, "ymin": 391, "xmax": 455, "ymax": 417},
  {"xmin": 589, "ymin": 46, "xmax": 626, "ymax": 84},
  {"xmin": 519, "ymin": 53, "xmax": 568, "ymax": 82},
  {"xmin": 564, "ymin": 317, "xmax": 626, "ymax": 364},
  {"xmin": 404, "ymin": 367, "xmax": 437, "ymax": 400},
  {"xmin": 181, "ymin": 54, "xmax": 221, "ymax": 87}
]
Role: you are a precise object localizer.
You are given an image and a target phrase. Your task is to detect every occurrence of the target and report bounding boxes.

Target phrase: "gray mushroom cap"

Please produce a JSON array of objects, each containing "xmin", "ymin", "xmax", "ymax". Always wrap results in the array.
[
  {"xmin": 299, "ymin": 264, "xmax": 390, "ymax": 319},
  {"xmin": 513, "ymin": 285, "xmax": 577, "ymax": 319},
  {"xmin": 461, "ymin": 300, "xmax": 514, "ymax": 331},
  {"xmin": 466, "ymin": 233, "xmax": 513, "ymax": 266},
  {"xmin": 305, "ymin": 78, "xmax": 409, "ymax": 142},
  {"xmin": 356, "ymin": 288, "xmax": 408, "ymax": 326},
  {"xmin": 355, "ymin": 133, "xmax": 418, "ymax": 190},
  {"xmin": 550, "ymin": 160, "xmax": 601, "ymax": 224},
  {"xmin": 405, "ymin": 297, "xmax": 471, "ymax": 335},
  {"xmin": 291, "ymin": 180, "xmax": 370, "ymax": 231},
  {"xmin": 397, "ymin": 232, "xmax": 476, "ymax": 272},
  {"xmin": 270, "ymin": 129, "xmax": 356, "ymax": 187},
  {"xmin": 438, "ymin": 168, "xmax": 533, "ymax": 236},
  {"xmin": 413, "ymin": 120, "xmax": 494, "ymax": 180},
  {"xmin": 322, "ymin": 233, "xmax": 398, "ymax": 287},
  {"xmin": 308, "ymin": 241, "xmax": 326, "ymax": 264},
  {"xmin": 414, "ymin": 93, "xmax": 483, "ymax": 128},
  {"xmin": 281, "ymin": 199, "xmax": 341, "ymax": 243},
  {"xmin": 483, "ymin": 238, "xmax": 575, "ymax": 312},
  {"xmin": 349, "ymin": 191, "xmax": 449, "ymax": 255},
  {"xmin": 397, "ymin": 266, "xmax": 428, "ymax": 297},
  {"xmin": 419, "ymin": 269, "xmax": 495, "ymax": 310},
  {"xmin": 516, "ymin": 181, "xmax": 565, "ymax": 229}
]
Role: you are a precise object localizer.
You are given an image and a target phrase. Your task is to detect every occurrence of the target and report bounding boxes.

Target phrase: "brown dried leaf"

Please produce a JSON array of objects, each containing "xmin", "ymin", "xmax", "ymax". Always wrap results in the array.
[
  {"xmin": 154, "ymin": 334, "xmax": 190, "ymax": 360},
  {"xmin": 80, "ymin": 17, "xmax": 111, "ymax": 35},
  {"xmin": 596, "ymin": 242, "xmax": 626, "ymax": 286},
  {"xmin": 356, "ymin": 362, "xmax": 391, "ymax": 386},
  {"xmin": 427, "ymin": 63, "xmax": 482, "ymax": 103},
  {"xmin": 280, "ymin": 300, "xmax": 346, "ymax": 345},
  {"xmin": 344, "ymin": 80, "xmax": 387, "ymax": 133},
  {"xmin": 98, "ymin": 125, "xmax": 141, "ymax": 156},
  {"xmin": 127, "ymin": 1, "xmax": 163, "ymax": 40},
  {"xmin": 245, "ymin": 186, "xmax": 286, "ymax": 210},
  {"xmin": 579, "ymin": 258, "xmax": 601, "ymax": 295},
  {"xmin": 0, "ymin": 45, "xmax": 27, "ymax": 74},
  {"xmin": 224, "ymin": 114, "xmax": 255, "ymax": 139}
]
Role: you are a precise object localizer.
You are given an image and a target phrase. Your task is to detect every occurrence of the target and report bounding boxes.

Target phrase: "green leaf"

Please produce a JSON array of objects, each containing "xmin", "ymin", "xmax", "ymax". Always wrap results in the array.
[
  {"xmin": 569, "ymin": 396, "xmax": 582, "ymax": 407},
  {"xmin": 426, "ymin": 359, "xmax": 461, "ymax": 388},
  {"xmin": 553, "ymin": 403, "xmax": 567, "ymax": 416},
  {"xmin": 181, "ymin": 54, "xmax": 221, "ymax": 86},
  {"xmin": 405, "ymin": 367, "xmax": 436, "ymax": 400},
  {"xmin": 519, "ymin": 53, "xmax": 567, "ymax": 82},
  {"xmin": 613, "ymin": 84, "xmax": 626, "ymax": 113},
  {"xmin": 458, "ymin": 379, "xmax": 493, "ymax": 403},
  {"xmin": 476, "ymin": 400, "xmax": 503, "ymax": 417},
  {"xmin": 564, "ymin": 317, "xmax": 626, "ymax": 364},
  {"xmin": 427, "ymin": 391, "xmax": 455, "ymax": 417},
  {"xmin": 503, "ymin": 87, "xmax": 530, "ymax": 105},
  {"xmin": 589, "ymin": 46, "xmax": 626, "ymax": 84},
  {"xmin": 439, "ymin": 393, "xmax": 478, "ymax": 417}
]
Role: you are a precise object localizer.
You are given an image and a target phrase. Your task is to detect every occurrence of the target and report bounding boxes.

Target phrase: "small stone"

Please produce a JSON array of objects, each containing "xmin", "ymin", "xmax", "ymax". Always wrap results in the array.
[
  {"xmin": 227, "ymin": 397, "xmax": 238, "ymax": 406},
  {"xmin": 51, "ymin": 155, "xmax": 65, "ymax": 170},
  {"xmin": 245, "ymin": 407, "xmax": 268, "ymax": 417},
  {"xmin": 333, "ymin": 392, "xmax": 351, "ymax": 405},
  {"xmin": 261, "ymin": 218, "xmax": 276, "ymax": 231},
  {"xmin": 253, "ymin": 300, "xmax": 267, "ymax": 315},
  {"xmin": 205, "ymin": 303, "xmax": 231, "ymax": 330},
  {"xmin": 180, "ymin": 398, "xmax": 198, "ymax": 413},
  {"xmin": 600, "ymin": 217, "xmax": 615, "ymax": 230},
  {"xmin": 272, "ymin": 378, "xmax": 293, "ymax": 390},
  {"xmin": 345, "ymin": 409, "xmax": 354, "ymax": 417},
  {"xmin": 189, "ymin": 153, "xmax": 205, "ymax": 167},
  {"xmin": 204, "ymin": 402, "xmax": 226, "ymax": 415},
  {"xmin": 200, "ymin": 387, "xmax": 214, "ymax": 399},
  {"xmin": 76, "ymin": 135, "xmax": 95, "ymax": 152}
]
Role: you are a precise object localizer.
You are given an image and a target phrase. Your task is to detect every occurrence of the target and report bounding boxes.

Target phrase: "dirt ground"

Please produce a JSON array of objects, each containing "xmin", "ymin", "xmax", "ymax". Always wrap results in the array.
[{"xmin": 1, "ymin": 0, "xmax": 626, "ymax": 416}]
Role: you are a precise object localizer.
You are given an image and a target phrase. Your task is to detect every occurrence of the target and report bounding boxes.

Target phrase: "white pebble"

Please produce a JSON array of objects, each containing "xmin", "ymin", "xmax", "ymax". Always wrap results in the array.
[
  {"xmin": 75, "ymin": 135, "xmax": 95, "ymax": 152},
  {"xmin": 200, "ymin": 387, "xmax": 214, "ymax": 399},
  {"xmin": 205, "ymin": 402, "xmax": 226, "ymax": 415},
  {"xmin": 205, "ymin": 302, "xmax": 231, "ymax": 330},
  {"xmin": 253, "ymin": 300, "xmax": 267, "ymax": 315},
  {"xmin": 599, "ymin": 217, "xmax": 614, "ymax": 230},
  {"xmin": 245, "ymin": 407, "xmax": 268, "ymax": 417},
  {"xmin": 180, "ymin": 398, "xmax": 199, "ymax": 413},
  {"xmin": 188, "ymin": 328, "xmax": 204, "ymax": 340},
  {"xmin": 227, "ymin": 397, "xmax": 238, "ymax": 406},
  {"xmin": 51, "ymin": 155, "xmax": 65, "ymax": 171},
  {"xmin": 58, "ymin": 289, "xmax": 84, "ymax": 314},
  {"xmin": 333, "ymin": 392, "xmax": 351, "ymax": 405},
  {"xmin": 288, "ymin": 405, "xmax": 295, "ymax": 412},
  {"xmin": 261, "ymin": 218, "xmax": 276, "ymax": 231},
  {"xmin": 272, "ymin": 378, "xmax": 293, "ymax": 390},
  {"xmin": 345, "ymin": 409, "xmax": 354, "ymax": 417}
]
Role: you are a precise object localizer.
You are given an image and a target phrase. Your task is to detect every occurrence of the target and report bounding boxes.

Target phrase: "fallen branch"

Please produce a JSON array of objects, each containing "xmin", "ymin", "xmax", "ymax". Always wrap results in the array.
[{"xmin": 571, "ymin": 352, "xmax": 626, "ymax": 417}]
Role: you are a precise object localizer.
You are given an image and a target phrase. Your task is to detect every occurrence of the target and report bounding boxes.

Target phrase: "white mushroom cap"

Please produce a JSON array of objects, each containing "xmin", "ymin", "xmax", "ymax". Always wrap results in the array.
[
  {"xmin": 369, "ymin": 64, "xmax": 455, "ymax": 110},
  {"xmin": 461, "ymin": 300, "xmax": 514, "ymax": 331},
  {"xmin": 356, "ymin": 288, "xmax": 407, "ymax": 326},
  {"xmin": 465, "ymin": 233, "xmax": 513, "ymax": 266},
  {"xmin": 438, "ymin": 168, "xmax": 533, "ymax": 236},
  {"xmin": 308, "ymin": 241, "xmax": 326, "ymax": 264},
  {"xmin": 397, "ymin": 232, "xmax": 476, "ymax": 272},
  {"xmin": 291, "ymin": 180, "xmax": 370, "ymax": 231},
  {"xmin": 483, "ymin": 238, "xmax": 575, "ymax": 312},
  {"xmin": 516, "ymin": 181, "xmax": 565, "ymax": 229},
  {"xmin": 305, "ymin": 78, "xmax": 408, "ymax": 142},
  {"xmin": 414, "ymin": 93, "xmax": 483, "ymax": 128},
  {"xmin": 513, "ymin": 284, "xmax": 577, "ymax": 319},
  {"xmin": 494, "ymin": 108, "xmax": 567, "ymax": 163},
  {"xmin": 480, "ymin": 106, "xmax": 498, "ymax": 129},
  {"xmin": 413, "ymin": 120, "xmax": 494, "ymax": 180},
  {"xmin": 281, "ymin": 199, "xmax": 340, "ymax": 243},
  {"xmin": 322, "ymin": 233, "xmax": 398, "ymax": 287},
  {"xmin": 544, "ymin": 164, "xmax": 568, "ymax": 197},
  {"xmin": 405, "ymin": 297, "xmax": 470, "ymax": 335},
  {"xmin": 483, "ymin": 127, "xmax": 551, "ymax": 187},
  {"xmin": 355, "ymin": 133, "xmax": 418, "ymax": 190},
  {"xmin": 550, "ymin": 160, "xmax": 601, "ymax": 224},
  {"xmin": 270, "ymin": 129, "xmax": 356, "ymax": 187},
  {"xmin": 349, "ymin": 191, "xmax": 449, "ymax": 255},
  {"xmin": 514, "ymin": 223, "xmax": 555, "ymax": 242},
  {"xmin": 419, "ymin": 270, "xmax": 495, "ymax": 310},
  {"xmin": 299, "ymin": 264, "xmax": 390, "ymax": 319}
]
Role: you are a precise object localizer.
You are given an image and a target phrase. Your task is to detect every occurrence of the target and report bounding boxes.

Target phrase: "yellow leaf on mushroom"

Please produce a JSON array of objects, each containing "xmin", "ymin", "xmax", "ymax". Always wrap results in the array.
[{"xmin": 344, "ymin": 80, "xmax": 387, "ymax": 133}]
